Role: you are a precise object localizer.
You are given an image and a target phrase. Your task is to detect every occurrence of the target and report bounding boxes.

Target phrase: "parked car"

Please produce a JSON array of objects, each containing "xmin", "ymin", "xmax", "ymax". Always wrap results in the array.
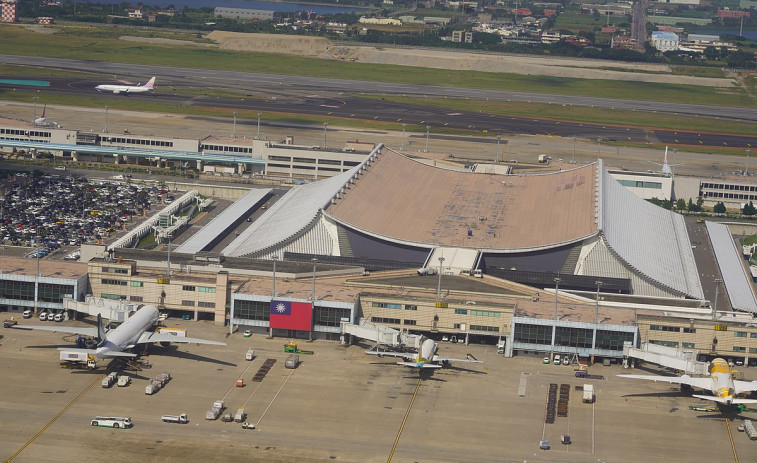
[
  {"xmin": 553, "ymin": 355, "xmax": 561, "ymax": 365},
  {"xmin": 23, "ymin": 309, "xmax": 33, "ymax": 319},
  {"xmin": 543, "ymin": 356, "xmax": 550, "ymax": 364},
  {"xmin": 243, "ymin": 330, "xmax": 252, "ymax": 338}
]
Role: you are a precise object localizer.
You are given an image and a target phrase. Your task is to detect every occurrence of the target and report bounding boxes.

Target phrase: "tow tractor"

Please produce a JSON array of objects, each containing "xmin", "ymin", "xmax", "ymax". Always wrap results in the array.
[{"xmin": 283, "ymin": 340, "xmax": 314, "ymax": 355}]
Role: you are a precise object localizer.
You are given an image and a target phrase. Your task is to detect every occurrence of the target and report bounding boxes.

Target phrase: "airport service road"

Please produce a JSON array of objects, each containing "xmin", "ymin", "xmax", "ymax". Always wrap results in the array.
[
  {"xmin": 2, "ymin": 321, "xmax": 757, "ymax": 462},
  {"xmin": 3, "ymin": 54, "xmax": 757, "ymax": 124}
]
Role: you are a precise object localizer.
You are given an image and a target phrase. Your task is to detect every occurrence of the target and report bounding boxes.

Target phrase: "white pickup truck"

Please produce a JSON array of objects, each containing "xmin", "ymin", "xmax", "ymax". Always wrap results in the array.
[{"xmin": 162, "ymin": 413, "xmax": 188, "ymax": 424}]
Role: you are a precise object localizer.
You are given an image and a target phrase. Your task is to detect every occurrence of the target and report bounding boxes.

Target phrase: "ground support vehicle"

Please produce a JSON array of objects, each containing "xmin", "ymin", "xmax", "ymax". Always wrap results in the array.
[
  {"xmin": 91, "ymin": 416, "xmax": 132, "ymax": 429},
  {"xmin": 162, "ymin": 413, "xmax": 188, "ymax": 424}
]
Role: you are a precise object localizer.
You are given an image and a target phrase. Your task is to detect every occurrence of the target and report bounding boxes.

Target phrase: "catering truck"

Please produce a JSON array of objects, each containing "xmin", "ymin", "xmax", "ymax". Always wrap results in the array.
[
  {"xmin": 162, "ymin": 413, "xmax": 188, "ymax": 424},
  {"xmin": 582, "ymin": 384, "xmax": 594, "ymax": 403},
  {"xmin": 59, "ymin": 351, "xmax": 96, "ymax": 370}
]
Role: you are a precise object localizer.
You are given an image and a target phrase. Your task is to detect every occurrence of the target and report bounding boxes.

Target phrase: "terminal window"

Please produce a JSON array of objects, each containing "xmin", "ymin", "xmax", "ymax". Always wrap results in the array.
[{"xmin": 734, "ymin": 331, "xmax": 748, "ymax": 337}]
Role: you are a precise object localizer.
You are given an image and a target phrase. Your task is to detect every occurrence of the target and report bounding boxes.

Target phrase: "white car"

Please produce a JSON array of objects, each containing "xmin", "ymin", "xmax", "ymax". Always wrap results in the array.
[
  {"xmin": 54, "ymin": 313, "xmax": 64, "ymax": 322},
  {"xmin": 23, "ymin": 310, "xmax": 33, "ymax": 319},
  {"xmin": 441, "ymin": 336, "xmax": 449, "ymax": 342},
  {"xmin": 39, "ymin": 311, "xmax": 47, "ymax": 321},
  {"xmin": 553, "ymin": 354, "xmax": 561, "ymax": 365}
]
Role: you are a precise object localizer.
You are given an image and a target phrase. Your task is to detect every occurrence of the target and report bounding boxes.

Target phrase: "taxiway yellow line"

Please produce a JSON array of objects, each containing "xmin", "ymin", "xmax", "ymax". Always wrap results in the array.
[
  {"xmin": 724, "ymin": 410, "xmax": 739, "ymax": 463},
  {"xmin": 5, "ymin": 371, "xmax": 105, "ymax": 463},
  {"xmin": 387, "ymin": 377, "xmax": 423, "ymax": 463}
]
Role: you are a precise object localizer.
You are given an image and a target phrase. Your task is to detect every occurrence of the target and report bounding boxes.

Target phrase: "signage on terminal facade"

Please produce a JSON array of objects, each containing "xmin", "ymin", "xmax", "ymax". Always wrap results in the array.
[
  {"xmin": 435, "ymin": 302, "xmax": 448, "ymax": 308},
  {"xmin": 156, "ymin": 277, "xmax": 171, "ymax": 284},
  {"xmin": 714, "ymin": 324, "xmax": 728, "ymax": 331}
]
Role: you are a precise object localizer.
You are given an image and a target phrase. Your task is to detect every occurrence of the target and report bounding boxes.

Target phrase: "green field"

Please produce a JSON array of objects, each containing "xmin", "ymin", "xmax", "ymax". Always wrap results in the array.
[{"xmin": 1, "ymin": 24, "xmax": 755, "ymax": 110}]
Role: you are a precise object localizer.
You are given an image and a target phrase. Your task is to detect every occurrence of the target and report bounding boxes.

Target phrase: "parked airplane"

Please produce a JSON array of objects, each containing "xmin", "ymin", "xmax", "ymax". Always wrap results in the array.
[
  {"xmin": 618, "ymin": 358, "xmax": 757, "ymax": 405},
  {"xmin": 95, "ymin": 77, "xmax": 156, "ymax": 94},
  {"xmin": 649, "ymin": 146, "xmax": 682, "ymax": 177},
  {"xmin": 366, "ymin": 338, "xmax": 482, "ymax": 371},
  {"xmin": 34, "ymin": 104, "xmax": 47, "ymax": 125},
  {"xmin": 13, "ymin": 304, "xmax": 224, "ymax": 359}
]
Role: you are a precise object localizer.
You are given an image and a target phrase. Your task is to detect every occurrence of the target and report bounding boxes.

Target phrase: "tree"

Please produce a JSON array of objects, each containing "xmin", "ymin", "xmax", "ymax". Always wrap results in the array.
[
  {"xmin": 703, "ymin": 46, "xmax": 719, "ymax": 61},
  {"xmin": 744, "ymin": 201, "xmax": 757, "ymax": 216},
  {"xmin": 688, "ymin": 198, "xmax": 701, "ymax": 212},
  {"xmin": 676, "ymin": 198, "xmax": 687, "ymax": 210},
  {"xmin": 713, "ymin": 202, "xmax": 727, "ymax": 214}
]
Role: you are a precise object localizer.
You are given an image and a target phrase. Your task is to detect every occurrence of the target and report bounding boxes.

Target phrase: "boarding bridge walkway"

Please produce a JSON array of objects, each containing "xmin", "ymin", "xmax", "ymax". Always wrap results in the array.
[
  {"xmin": 624, "ymin": 342, "xmax": 709, "ymax": 375},
  {"xmin": 341, "ymin": 318, "xmax": 423, "ymax": 349},
  {"xmin": 63, "ymin": 296, "xmax": 136, "ymax": 324}
]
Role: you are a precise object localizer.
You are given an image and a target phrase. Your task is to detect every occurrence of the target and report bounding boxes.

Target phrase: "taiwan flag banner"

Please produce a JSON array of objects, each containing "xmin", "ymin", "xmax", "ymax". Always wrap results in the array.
[{"xmin": 270, "ymin": 300, "xmax": 313, "ymax": 331}]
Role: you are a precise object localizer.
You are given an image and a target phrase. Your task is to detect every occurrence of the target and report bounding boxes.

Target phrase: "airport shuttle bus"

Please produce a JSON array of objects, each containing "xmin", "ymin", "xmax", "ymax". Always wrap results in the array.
[{"xmin": 91, "ymin": 416, "xmax": 132, "ymax": 429}]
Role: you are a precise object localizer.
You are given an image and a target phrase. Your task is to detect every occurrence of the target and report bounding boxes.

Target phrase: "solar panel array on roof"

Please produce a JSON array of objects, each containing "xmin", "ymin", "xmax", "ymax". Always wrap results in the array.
[{"xmin": 706, "ymin": 221, "xmax": 757, "ymax": 313}]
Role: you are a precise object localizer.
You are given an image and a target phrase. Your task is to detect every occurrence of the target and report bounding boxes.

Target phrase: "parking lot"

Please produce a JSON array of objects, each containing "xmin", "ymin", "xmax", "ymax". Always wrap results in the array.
[
  {"xmin": 2, "ymin": 318, "xmax": 757, "ymax": 462},
  {"xmin": 0, "ymin": 170, "xmax": 181, "ymax": 256}
]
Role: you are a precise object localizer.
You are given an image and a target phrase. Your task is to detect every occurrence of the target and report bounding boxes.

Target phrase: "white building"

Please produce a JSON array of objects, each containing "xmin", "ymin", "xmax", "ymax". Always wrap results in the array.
[{"xmin": 651, "ymin": 31, "xmax": 679, "ymax": 52}]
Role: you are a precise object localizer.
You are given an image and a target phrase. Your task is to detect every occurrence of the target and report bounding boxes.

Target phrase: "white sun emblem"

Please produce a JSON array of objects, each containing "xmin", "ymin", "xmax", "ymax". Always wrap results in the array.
[{"xmin": 275, "ymin": 303, "xmax": 287, "ymax": 313}]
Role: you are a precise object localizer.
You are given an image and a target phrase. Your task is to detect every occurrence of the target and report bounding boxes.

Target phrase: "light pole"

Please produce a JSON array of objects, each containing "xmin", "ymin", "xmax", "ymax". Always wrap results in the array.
[
  {"xmin": 322, "ymin": 122, "xmax": 328, "ymax": 149},
  {"xmin": 32, "ymin": 96, "xmax": 39, "ymax": 122},
  {"xmin": 496, "ymin": 134, "xmax": 501, "ymax": 163},
  {"xmin": 425, "ymin": 125, "xmax": 430, "ymax": 153},
  {"xmin": 553, "ymin": 277, "xmax": 561, "ymax": 320},
  {"xmin": 256, "ymin": 113, "xmax": 262, "ymax": 139},
  {"xmin": 104, "ymin": 105, "xmax": 109, "ymax": 133},
  {"xmin": 437, "ymin": 256, "xmax": 445, "ymax": 298},
  {"xmin": 746, "ymin": 149, "xmax": 751, "ymax": 176},
  {"xmin": 232, "ymin": 112, "xmax": 238, "ymax": 138},
  {"xmin": 400, "ymin": 123, "xmax": 406, "ymax": 150},
  {"xmin": 271, "ymin": 255, "xmax": 278, "ymax": 298},
  {"xmin": 597, "ymin": 137, "xmax": 601, "ymax": 157},
  {"xmin": 713, "ymin": 278, "xmax": 723, "ymax": 319},
  {"xmin": 594, "ymin": 281, "xmax": 603, "ymax": 324},
  {"xmin": 311, "ymin": 258, "xmax": 318, "ymax": 302}
]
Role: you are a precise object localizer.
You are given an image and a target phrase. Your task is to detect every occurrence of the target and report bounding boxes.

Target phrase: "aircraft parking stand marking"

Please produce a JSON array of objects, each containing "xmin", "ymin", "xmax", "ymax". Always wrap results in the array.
[
  {"xmin": 387, "ymin": 377, "xmax": 423, "ymax": 463},
  {"xmin": 5, "ymin": 371, "xmax": 106, "ymax": 463},
  {"xmin": 254, "ymin": 368, "xmax": 296, "ymax": 428}
]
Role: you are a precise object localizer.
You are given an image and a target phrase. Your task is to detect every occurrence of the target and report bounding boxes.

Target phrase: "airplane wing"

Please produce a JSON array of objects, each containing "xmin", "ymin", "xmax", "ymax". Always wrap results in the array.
[
  {"xmin": 12, "ymin": 324, "xmax": 98, "ymax": 337},
  {"xmin": 135, "ymin": 331, "xmax": 226, "ymax": 346},
  {"xmin": 692, "ymin": 394, "xmax": 757, "ymax": 405},
  {"xmin": 734, "ymin": 380, "xmax": 757, "ymax": 395},
  {"xmin": 432, "ymin": 354, "xmax": 483, "ymax": 364},
  {"xmin": 617, "ymin": 374, "xmax": 712, "ymax": 389},
  {"xmin": 365, "ymin": 350, "xmax": 415, "ymax": 361},
  {"xmin": 397, "ymin": 361, "xmax": 442, "ymax": 369}
]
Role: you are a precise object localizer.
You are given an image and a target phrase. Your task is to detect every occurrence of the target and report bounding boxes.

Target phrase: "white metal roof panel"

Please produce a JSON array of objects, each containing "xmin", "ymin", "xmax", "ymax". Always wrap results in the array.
[
  {"xmin": 705, "ymin": 221, "xmax": 757, "ymax": 313},
  {"xmin": 600, "ymin": 161, "xmax": 703, "ymax": 299},
  {"xmin": 176, "ymin": 188, "xmax": 271, "ymax": 254}
]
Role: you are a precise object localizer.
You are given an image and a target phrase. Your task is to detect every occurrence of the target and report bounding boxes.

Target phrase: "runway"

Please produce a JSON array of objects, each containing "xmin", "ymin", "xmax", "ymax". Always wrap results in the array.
[{"xmin": 1, "ymin": 54, "xmax": 756, "ymax": 149}]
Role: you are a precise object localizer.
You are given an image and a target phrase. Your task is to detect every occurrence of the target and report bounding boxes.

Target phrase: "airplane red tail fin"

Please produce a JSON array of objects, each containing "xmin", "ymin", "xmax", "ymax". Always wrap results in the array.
[{"xmin": 144, "ymin": 77, "xmax": 156, "ymax": 89}]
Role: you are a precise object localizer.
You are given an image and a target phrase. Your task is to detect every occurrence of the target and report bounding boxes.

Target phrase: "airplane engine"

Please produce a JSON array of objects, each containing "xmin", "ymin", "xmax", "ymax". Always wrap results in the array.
[{"xmin": 160, "ymin": 341, "xmax": 172, "ymax": 348}]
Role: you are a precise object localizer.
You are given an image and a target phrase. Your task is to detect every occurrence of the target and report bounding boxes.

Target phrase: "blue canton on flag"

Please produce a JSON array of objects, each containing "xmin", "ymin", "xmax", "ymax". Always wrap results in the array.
[{"xmin": 271, "ymin": 300, "xmax": 291, "ymax": 316}]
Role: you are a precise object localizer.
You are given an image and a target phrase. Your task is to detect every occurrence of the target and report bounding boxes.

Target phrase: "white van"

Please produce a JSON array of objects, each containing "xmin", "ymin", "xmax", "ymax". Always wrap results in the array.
[
  {"xmin": 54, "ymin": 313, "xmax": 64, "ymax": 322},
  {"xmin": 23, "ymin": 309, "xmax": 33, "ymax": 319},
  {"xmin": 91, "ymin": 416, "xmax": 132, "ymax": 429},
  {"xmin": 39, "ymin": 311, "xmax": 47, "ymax": 321}
]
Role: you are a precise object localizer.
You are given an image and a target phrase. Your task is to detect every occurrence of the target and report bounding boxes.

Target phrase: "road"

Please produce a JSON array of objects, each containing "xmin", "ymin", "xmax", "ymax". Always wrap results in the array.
[{"xmin": 1, "ymin": 55, "xmax": 756, "ymax": 150}]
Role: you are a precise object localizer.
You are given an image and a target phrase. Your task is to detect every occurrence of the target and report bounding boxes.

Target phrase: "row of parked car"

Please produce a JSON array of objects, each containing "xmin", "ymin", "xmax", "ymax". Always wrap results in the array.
[
  {"xmin": 23, "ymin": 309, "xmax": 65, "ymax": 322},
  {"xmin": 0, "ymin": 171, "xmax": 160, "ymax": 250}
]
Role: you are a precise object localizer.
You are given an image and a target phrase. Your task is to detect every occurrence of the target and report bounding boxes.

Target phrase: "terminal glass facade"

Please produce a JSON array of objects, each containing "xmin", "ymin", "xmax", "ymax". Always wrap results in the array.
[
  {"xmin": 595, "ymin": 329, "xmax": 634, "ymax": 351},
  {"xmin": 0, "ymin": 280, "xmax": 75, "ymax": 303},
  {"xmin": 513, "ymin": 323, "xmax": 552, "ymax": 345}
]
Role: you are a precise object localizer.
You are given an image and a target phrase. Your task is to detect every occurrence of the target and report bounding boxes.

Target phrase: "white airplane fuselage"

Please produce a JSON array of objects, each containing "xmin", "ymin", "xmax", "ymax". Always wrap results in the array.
[
  {"xmin": 95, "ymin": 77, "xmax": 155, "ymax": 94},
  {"xmin": 414, "ymin": 338, "xmax": 438, "ymax": 367},
  {"xmin": 96, "ymin": 305, "xmax": 159, "ymax": 357}
]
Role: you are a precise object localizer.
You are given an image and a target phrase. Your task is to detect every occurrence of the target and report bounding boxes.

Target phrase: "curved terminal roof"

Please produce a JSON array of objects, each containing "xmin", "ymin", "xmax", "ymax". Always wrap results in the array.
[
  {"xmin": 706, "ymin": 221, "xmax": 757, "ymax": 312},
  {"xmin": 222, "ymin": 166, "xmax": 361, "ymax": 257},
  {"xmin": 325, "ymin": 149, "xmax": 598, "ymax": 251},
  {"xmin": 600, "ymin": 163, "xmax": 703, "ymax": 299}
]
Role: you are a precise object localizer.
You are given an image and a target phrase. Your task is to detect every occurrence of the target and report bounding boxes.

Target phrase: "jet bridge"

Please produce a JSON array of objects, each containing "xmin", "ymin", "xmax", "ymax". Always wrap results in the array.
[
  {"xmin": 63, "ymin": 296, "xmax": 137, "ymax": 324},
  {"xmin": 341, "ymin": 318, "xmax": 423, "ymax": 349},
  {"xmin": 623, "ymin": 342, "xmax": 709, "ymax": 375}
]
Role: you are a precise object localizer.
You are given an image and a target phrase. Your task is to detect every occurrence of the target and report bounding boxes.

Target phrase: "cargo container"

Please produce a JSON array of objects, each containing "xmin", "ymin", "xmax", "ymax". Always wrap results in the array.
[
  {"xmin": 117, "ymin": 376, "xmax": 131, "ymax": 387},
  {"xmin": 205, "ymin": 408, "xmax": 221, "ymax": 420},
  {"xmin": 221, "ymin": 412, "xmax": 234, "ymax": 422},
  {"xmin": 246, "ymin": 348, "xmax": 255, "ymax": 361},
  {"xmin": 213, "ymin": 400, "xmax": 225, "ymax": 410},
  {"xmin": 234, "ymin": 409, "xmax": 245, "ymax": 423}
]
